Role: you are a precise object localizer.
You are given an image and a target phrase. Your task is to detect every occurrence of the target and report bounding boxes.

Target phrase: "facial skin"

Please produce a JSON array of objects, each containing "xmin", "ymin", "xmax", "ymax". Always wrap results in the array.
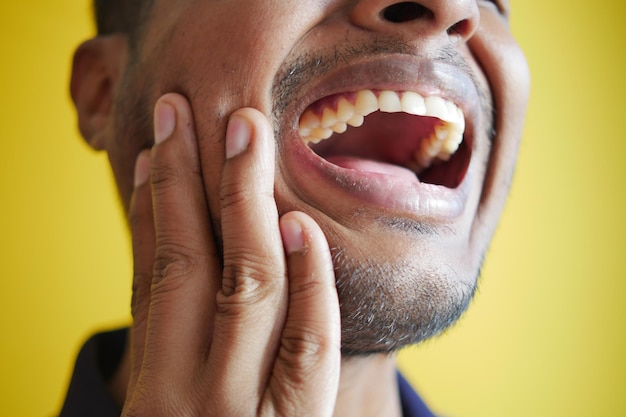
[
  {"xmin": 70, "ymin": 0, "xmax": 529, "ymax": 414},
  {"xmin": 83, "ymin": 0, "xmax": 529, "ymax": 356}
]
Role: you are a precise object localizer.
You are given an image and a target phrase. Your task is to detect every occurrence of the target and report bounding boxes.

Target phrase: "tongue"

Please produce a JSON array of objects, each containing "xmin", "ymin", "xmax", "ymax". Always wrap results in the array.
[{"xmin": 327, "ymin": 156, "xmax": 419, "ymax": 183}]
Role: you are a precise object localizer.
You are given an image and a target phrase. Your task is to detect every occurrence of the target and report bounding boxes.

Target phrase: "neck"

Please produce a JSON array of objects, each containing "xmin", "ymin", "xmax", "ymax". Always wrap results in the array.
[
  {"xmin": 109, "ymin": 344, "xmax": 402, "ymax": 417},
  {"xmin": 333, "ymin": 354, "xmax": 403, "ymax": 417}
]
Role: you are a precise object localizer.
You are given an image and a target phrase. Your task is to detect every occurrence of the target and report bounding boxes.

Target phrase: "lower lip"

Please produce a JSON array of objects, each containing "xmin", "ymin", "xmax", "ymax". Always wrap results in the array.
[{"xmin": 282, "ymin": 140, "xmax": 469, "ymax": 222}]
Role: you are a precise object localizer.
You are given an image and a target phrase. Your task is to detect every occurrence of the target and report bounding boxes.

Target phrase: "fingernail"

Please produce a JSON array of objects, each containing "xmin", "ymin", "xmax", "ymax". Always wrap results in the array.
[
  {"xmin": 225, "ymin": 115, "xmax": 251, "ymax": 159},
  {"xmin": 281, "ymin": 218, "xmax": 305, "ymax": 254},
  {"xmin": 133, "ymin": 151, "xmax": 150, "ymax": 187},
  {"xmin": 154, "ymin": 101, "xmax": 176, "ymax": 144}
]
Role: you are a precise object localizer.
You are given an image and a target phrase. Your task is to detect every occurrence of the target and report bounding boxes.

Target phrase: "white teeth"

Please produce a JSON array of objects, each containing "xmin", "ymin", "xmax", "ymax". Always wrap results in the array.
[
  {"xmin": 424, "ymin": 96, "xmax": 450, "ymax": 121},
  {"xmin": 446, "ymin": 101, "xmax": 458, "ymax": 119},
  {"xmin": 347, "ymin": 114, "xmax": 364, "ymax": 127},
  {"xmin": 299, "ymin": 89, "xmax": 466, "ymax": 174},
  {"xmin": 442, "ymin": 133, "xmax": 462, "ymax": 154},
  {"xmin": 379, "ymin": 90, "xmax": 402, "ymax": 112},
  {"xmin": 321, "ymin": 107, "xmax": 338, "ymax": 128},
  {"xmin": 401, "ymin": 91, "xmax": 426, "ymax": 116},
  {"xmin": 336, "ymin": 97, "xmax": 354, "ymax": 121},
  {"xmin": 425, "ymin": 137, "xmax": 442, "ymax": 157},
  {"xmin": 355, "ymin": 90, "xmax": 379, "ymax": 116},
  {"xmin": 435, "ymin": 126, "xmax": 449, "ymax": 141},
  {"xmin": 308, "ymin": 127, "xmax": 333, "ymax": 143},
  {"xmin": 332, "ymin": 122, "xmax": 348, "ymax": 134},
  {"xmin": 299, "ymin": 110, "xmax": 319, "ymax": 130}
]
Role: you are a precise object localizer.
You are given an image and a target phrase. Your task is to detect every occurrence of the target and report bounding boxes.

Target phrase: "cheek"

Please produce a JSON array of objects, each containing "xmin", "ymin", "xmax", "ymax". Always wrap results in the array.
[
  {"xmin": 469, "ymin": 12, "xmax": 530, "ymax": 138},
  {"xmin": 142, "ymin": 2, "xmax": 335, "ymax": 226},
  {"xmin": 154, "ymin": 1, "xmax": 332, "ymax": 114},
  {"xmin": 108, "ymin": 81, "xmax": 155, "ymax": 212},
  {"xmin": 465, "ymin": 11, "xmax": 530, "ymax": 248}
]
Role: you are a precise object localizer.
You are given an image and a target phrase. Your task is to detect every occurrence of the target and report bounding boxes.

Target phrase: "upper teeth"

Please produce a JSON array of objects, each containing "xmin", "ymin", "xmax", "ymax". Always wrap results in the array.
[{"xmin": 298, "ymin": 89, "xmax": 466, "ymax": 172}]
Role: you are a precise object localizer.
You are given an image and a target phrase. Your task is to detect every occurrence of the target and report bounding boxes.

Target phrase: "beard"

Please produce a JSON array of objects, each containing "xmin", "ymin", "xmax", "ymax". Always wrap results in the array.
[{"xmin": 328, "ymin": 239, "xmax": 477, "ymax": 356}]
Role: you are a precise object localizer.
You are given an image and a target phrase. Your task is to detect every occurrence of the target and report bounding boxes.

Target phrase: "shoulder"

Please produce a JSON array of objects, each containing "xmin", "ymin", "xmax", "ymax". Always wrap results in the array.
[
  {"xmin": 58, "ymin": 328, "xmax": 128, "ymax": 417},
  {"xmin": 397, "ymin": 372, "xmax": 439, "ymax": 417}
]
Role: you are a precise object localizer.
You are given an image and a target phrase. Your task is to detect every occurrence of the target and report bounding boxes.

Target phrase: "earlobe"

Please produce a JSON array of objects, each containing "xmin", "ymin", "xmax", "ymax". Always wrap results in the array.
[{"xmin": 70, "ymin": 34, "xmax": 128, "ymax": 150}]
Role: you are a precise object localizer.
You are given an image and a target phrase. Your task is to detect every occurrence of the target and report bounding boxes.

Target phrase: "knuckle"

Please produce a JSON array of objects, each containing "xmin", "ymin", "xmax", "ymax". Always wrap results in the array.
[
  {"xmin": 152, "ymin": 244, "xmax": 197, "ymax": 287},
  {"xmin": 220, "ymin": 273, "xmax": 261, "ymax": 301},
  {"xmin": 289, "ymin": 280, "xmax": 328, "ymax": 303},
  {"xmin": 277, "ymin": 330, "xmax": 332, "ymax": 385},
  {"xmin": 216, "ymin": 270, "xmax": 283, "ymax": 315},
  {"xmin": 150, "ymin": 163, "xmax": 182, "ymax": 195},
  {"xmin": 219, "ymin": 184, "xmax": 252, "ymax": 216},
  {"xmin": 220, "ymin": 178, "xmax": 274, "ymax": 213},
  {"xmin": 280, "ymin": 324, "xmax": 329, "ymax": 360}
]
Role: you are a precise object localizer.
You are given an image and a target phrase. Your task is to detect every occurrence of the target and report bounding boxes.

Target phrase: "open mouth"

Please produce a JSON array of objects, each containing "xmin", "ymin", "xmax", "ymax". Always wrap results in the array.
[{"xmin": 298, "ymin": 89, "xmax": 470, "ymax": 188}]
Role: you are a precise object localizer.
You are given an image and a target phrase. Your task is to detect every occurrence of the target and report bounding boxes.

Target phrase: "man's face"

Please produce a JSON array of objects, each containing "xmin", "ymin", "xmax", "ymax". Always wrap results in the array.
[{"xmin": 107, "ymin": 0, "xmax": 529, "ymax": 354}]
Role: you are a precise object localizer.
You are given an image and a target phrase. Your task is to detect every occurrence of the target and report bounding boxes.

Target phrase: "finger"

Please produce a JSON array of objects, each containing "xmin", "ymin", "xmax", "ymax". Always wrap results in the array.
[
  {"xmin": 268, "ymin": 212, "xmax": 341, "ymax": 417},
  {"xmin": 207, "ymin": 108, "xmax": 288, "ymax": 411},
  {"xmin": 143, "ymin": 94, "xmax": 221, "ymax": 380},
  {"xmin": 127, "ymin": 150, "xmax": 155, "ymax": 394}
]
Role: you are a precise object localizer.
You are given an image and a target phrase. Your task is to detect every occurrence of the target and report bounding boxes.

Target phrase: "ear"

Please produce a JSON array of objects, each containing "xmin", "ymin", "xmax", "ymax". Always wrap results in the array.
[{"xmin": 70, "ymin": 34, "xmax": 128, "ymax": 150}]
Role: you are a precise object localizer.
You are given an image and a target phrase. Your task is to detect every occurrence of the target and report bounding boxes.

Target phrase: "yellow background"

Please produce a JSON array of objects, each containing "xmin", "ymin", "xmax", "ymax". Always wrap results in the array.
[{"xmin": 1, "ymin": 1, "xmax": 624, "ymax": 415}]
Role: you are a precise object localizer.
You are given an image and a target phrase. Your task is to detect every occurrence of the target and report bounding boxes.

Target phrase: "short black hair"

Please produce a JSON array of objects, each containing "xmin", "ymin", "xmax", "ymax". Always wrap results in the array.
[{"xmin": 93, "ymin": 0, "xmax": 152, "ymax": 36}]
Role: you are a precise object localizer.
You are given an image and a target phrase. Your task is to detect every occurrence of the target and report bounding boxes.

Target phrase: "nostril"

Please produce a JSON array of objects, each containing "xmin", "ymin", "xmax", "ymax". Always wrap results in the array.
[
  {"xmin": 447, "ymin": 19, "xmax": 471, "ymax": 36},
  {"xmin": 382, "ymin": 2, "xmax": 432, "ymax": 23}
]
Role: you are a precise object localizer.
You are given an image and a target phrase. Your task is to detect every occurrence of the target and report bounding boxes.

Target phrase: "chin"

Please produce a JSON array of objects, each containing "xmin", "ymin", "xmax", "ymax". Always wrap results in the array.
[
  {"xmin": 331, "ymin": 243, "xmax": 478, "ymax": 356},
  {"xmin": 275, "ymin": 217, "xmax": 481, "ymax": 356}
]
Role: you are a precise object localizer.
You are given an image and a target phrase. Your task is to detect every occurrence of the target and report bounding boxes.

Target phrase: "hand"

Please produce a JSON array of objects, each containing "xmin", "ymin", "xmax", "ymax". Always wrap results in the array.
[{"xmin": 125, "ymin": 93, "xmax": 341, "ymax": 416}]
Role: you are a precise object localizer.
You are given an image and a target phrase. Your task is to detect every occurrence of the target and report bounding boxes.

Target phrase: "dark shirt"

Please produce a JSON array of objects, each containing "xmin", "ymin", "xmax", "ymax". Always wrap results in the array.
[{"xmin": 59, "ymin": 329, "xmax": 436, "ymax": 417}]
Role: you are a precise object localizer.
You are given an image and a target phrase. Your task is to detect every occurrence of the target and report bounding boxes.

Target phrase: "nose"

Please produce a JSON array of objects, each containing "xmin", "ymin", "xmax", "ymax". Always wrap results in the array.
[{"xmin": 350, "ymin": 0, "xmax": 479, "ymax": 44}]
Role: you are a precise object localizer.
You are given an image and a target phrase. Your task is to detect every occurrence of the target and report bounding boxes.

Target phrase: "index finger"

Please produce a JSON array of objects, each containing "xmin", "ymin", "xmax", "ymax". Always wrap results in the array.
[
  {"xmin": 206, "ymin": 108, "xmax": 289, "ymax": 412},
  {"xmin": 142, "ymin": 94, "xmax": 221, "ymax": 378}
]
